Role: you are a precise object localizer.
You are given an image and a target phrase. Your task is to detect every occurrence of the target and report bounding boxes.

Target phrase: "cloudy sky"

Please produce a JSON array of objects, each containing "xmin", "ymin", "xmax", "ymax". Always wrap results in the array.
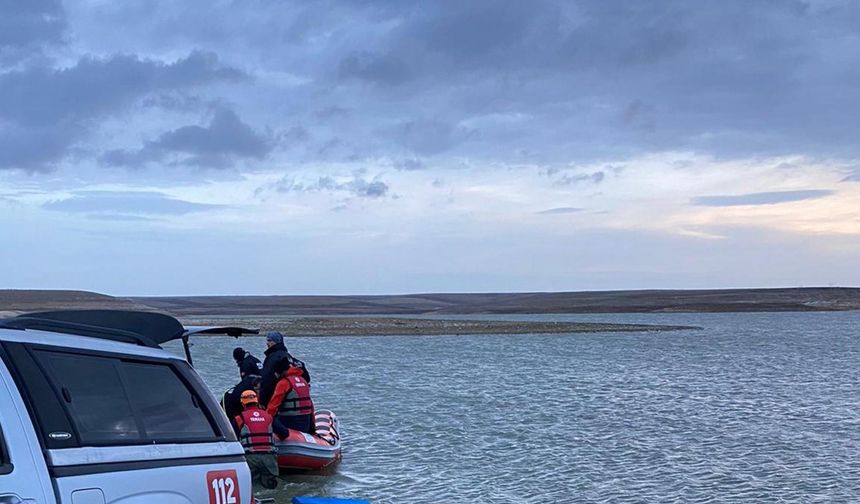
[{"xmin": 1, "ymin": 0, "xmax": 859, "ymax": 295}]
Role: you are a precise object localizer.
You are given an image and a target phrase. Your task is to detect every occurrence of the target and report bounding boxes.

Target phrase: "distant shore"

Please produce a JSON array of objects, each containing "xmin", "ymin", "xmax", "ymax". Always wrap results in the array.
[
  {"xmin": 137, "ymin": 287, "xmax": 860, "ymax": 316},
  {"xmin": 181, "ymin": 316, "xmax": 700, "ymax": 336},
  {"xmin": 2, "ymin": 288, "xmax": 859, "ymax": 323}
]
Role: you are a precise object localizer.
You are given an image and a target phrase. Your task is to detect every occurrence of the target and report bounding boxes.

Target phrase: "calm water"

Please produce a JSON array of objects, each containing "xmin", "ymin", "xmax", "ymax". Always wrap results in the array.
[{"xmin": 166, "ymin": 312, "xmax": 860, "ymax": 503}]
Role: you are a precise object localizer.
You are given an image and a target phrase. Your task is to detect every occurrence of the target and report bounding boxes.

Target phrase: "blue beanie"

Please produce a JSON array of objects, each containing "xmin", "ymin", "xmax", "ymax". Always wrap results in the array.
[{"xmin": 265, "ymin": 331, "xmax": 284, "ymax": 345}]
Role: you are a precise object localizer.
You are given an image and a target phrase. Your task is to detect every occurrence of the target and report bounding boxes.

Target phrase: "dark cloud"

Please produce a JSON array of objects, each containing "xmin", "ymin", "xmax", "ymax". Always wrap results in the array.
[
  {"xmin": 141, "ymin": 93, "xmax": 211, "ymax": 112},
  {"xmin": 0, "ymin": 51, "xmax": 243, "ymax": 171},
  {"xmin": 315, "ymin": 106, "xmax": 349, "ymax": 121},
  {"xmin": 538, "ymin": 207, "xmax": 583, "ymax": 215},
  {"xmin": 0, "ymin": 124, "xmax": 77, "ymax": 171},
  {"xmin": 0, "ymin": 0, "xmax": 66, "ymax": 62},
  {"xmin": 621, "ymin": 100, "xmax": 656, "ymax": 130},
  {"xmin": 411, "ymin": 0, "xmax": 555, "ymax": 68},
  {"xmin": 320, "ymin": 0, "xmax": 860, "ymax": 160},
  {"xmin": 394, "ymin": 158, "xmax": 426, "ymax": 171},
  {"xmin": 691, "ymin": 190, "xmax": 834, "ymax": 207},
  {"xmin": 338, "ymin": 51, "xmax": 412, "ymax": 86},
  {"xmin": 8, "ymin": 0, "xmax": 860, "ymax": 174},
  {"xmin": 98, "ymin": 149, "xmax": 157, "ymax": 169},
  {"xmin": 102, "ymin": 108, "xmax": 272, "ymax": 169},
  {"xmin": 556, "ymin": 171, "xmax": 606, "ymax": 186},
  {"xmin": 352, "ymin": 179, "xmax": 389, "ymax": 198},
  {"xmin": 43, "ymin": 190, "xmax": 223, "ymax": 216},
  {"xmin": 282, "ymin": 125, "xmax": 311, "ymax": 144},
  {"xmin": 270, "ymin": 174, "xmax": 390, "ymax": 199},
  {"xmin": 397, "ymin": 120, "xmax": 473, "ymax": 156},
  {"xmin": 0, "ymin": 51, "xmax": 242, "ymax": 126}
]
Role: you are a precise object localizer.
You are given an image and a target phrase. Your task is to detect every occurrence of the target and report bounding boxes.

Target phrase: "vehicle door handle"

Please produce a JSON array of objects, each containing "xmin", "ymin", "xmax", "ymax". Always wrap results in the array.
[{"xmin": 0, "ymin": 496, "xmax": 37, "ymax": 504}]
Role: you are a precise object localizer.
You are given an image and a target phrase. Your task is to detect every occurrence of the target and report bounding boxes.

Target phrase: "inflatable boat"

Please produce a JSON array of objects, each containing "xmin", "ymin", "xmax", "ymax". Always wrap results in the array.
[{"xmin": 276, "ymin": 410, "xmax": 342, "ymax": 472}]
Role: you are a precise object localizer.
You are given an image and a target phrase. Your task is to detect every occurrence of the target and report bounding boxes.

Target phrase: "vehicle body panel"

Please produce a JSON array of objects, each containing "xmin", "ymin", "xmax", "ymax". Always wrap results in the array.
[
  {"xmin": 52, "ymin": 461, "xmax": 250, "ymax": 504},
  {"xmin": 0, "ymin": 354, "xmax": 55, "ymax": 504}
]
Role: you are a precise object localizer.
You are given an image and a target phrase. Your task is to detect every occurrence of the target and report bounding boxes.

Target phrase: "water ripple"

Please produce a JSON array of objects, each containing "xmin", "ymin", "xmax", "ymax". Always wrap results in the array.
[{"xmin": 166, "ymin": 311, "xmax": 860, "ymax": 503}]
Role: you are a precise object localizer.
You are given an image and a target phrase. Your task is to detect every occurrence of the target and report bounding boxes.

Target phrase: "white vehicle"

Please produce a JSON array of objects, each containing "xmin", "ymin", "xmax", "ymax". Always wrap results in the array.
[{"xmin": 0, "ymin": 310, "xmax": 254, "ymax": 504}]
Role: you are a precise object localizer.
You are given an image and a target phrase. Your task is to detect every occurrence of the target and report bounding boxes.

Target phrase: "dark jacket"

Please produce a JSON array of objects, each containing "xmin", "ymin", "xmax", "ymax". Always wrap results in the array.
[
  {"xmin": 237, "ymin": 353, "xmax": 262, "ymax": 377},
  {"xmin": 259, "ymin": 343, "xmax": 311, "ymax": 407},
  {"xmin": 259, "ymin": 343, "xmax": 289, "ymax": 408},
  {"xmin": 223, "ymin": 374, "xmax": 262, "ymax": 425}
]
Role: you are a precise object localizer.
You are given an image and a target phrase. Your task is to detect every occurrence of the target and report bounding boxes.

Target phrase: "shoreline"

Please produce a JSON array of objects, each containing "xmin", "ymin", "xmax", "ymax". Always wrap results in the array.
[{"xmin": 181, "ymin": 316, "xmax": 701, "ymax": 337}]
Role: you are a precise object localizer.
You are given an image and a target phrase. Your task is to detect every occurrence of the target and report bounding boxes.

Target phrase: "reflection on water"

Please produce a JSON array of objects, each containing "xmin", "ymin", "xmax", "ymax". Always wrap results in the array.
[{"xmin": 166, "ymin": 312, "xmax": 860, "ymax": 503}]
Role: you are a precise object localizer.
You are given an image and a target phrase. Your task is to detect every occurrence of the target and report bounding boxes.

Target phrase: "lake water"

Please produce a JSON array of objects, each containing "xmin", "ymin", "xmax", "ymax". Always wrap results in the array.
[{"xmin": 166, "ymin": 312, "xmax": 860, "ymax": 503}]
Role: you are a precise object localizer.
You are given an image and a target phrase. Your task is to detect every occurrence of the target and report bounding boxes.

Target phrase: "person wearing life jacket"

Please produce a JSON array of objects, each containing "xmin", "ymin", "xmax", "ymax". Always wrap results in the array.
[
  {"xmin": 260, "ymin": 331, "xmax": 311, "ymax": 408},
  {"xmin": 259, "ymin": 331, "xmax": 311, "ymax": 407},
  {"xmin": 234, "ymin": 390, "xmax": 278, "ymax": 490},
  {"xmin": 266, "ymin": 358, "xmax": 315, "ymax": 437}
]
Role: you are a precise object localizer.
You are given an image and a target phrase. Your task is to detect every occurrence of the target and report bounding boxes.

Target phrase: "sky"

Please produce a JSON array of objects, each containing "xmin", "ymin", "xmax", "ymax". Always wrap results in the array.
[{"xmin": 1, "ymin": 0, "xmax": 859, "ymax": 296}]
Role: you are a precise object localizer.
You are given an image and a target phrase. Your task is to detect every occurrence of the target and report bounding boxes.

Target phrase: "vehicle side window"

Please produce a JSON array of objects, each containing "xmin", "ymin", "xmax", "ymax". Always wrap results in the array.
[
  {"xmin": 38, "ymin": 352, "xmax": 143, "ymax": 444},
  {"xmin": 121, "ymin": 362, "xmax": 216, "ymax": 441},
  {"xmin": 35, "ymin": 350, "xmax": 219, "ymax": 446},
  {"xmin": 1, "ymin": 343, "xmax": 79, "ymax": 449}
]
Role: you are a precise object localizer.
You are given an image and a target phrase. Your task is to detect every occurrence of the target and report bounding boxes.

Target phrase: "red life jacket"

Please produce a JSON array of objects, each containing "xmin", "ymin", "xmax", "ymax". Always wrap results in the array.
[
  {"xmin": 276, "ymin": 368, "xmax": 314, "ymax": 418},
  {"xmin": 235, "ymin": 407, "xmax": 274, "ymax": 453}
]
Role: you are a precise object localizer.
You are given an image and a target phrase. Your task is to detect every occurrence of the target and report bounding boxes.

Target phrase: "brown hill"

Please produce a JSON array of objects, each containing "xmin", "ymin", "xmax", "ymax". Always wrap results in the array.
[
  {"xmin": 135, "ymin": 287, "xmax": 860, "ymax": 316},
  {"xmin": 0, "ymin": 290, "xmax": 158, "ymax": 317},
  {"xmin": 3, "ymin": 288, "xmax": 858, "ymax": 318}
]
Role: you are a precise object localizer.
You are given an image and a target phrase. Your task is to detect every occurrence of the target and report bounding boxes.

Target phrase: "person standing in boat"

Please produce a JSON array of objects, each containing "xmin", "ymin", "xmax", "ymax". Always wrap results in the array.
[
  {"xmin": 232, "ymin": 347, "xmax": 262, "ymax": 378},
  {"xmin": 259, "ymin": 331, "xmax": 311, "ymax": 407},
  {"xmin": 266, "ymin": 359, "xmax": 315, "ymax": 436},
  {"xmin": 234, "ymin": 390, "xmax": 279, "ymax": 490}
]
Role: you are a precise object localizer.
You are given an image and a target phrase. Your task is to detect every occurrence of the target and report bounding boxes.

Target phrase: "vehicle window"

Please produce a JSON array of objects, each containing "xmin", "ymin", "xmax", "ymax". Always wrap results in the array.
[
  {"xmin": 121, "ymin": 362, "xmax": 216, "ymax": 441},
  {"xmin": 38, "ymin": 352, "xmax": 143, "ymax": 444},
  {"xmin": 2, "ymin": 343, "xmax": 79, "ymax": 449},
  {"xmin": 34, "ymin": 350, "xmax": 220, "ymax": 446}
]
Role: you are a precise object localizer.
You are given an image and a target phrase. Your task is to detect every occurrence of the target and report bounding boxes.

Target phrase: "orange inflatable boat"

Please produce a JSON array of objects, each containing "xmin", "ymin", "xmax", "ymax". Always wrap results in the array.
[{"xmin": 275, "ymin": 410, "xmax": 342, "ymax": 472}]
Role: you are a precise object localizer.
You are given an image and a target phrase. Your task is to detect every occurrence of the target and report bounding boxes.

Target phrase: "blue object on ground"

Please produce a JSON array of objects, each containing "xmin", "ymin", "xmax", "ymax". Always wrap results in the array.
[{"xmin": 292, "ymin": 498, "xmax": 370, "ymax": 504}]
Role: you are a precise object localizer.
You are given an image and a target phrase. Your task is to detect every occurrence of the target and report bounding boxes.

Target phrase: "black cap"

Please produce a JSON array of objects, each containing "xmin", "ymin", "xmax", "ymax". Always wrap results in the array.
[{"xmin": 232, "ymin": 347, "xmax": 245, "ymax": 363}]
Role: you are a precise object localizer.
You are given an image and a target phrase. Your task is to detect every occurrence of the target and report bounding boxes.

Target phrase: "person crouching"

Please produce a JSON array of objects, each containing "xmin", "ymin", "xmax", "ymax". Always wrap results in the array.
[
  {"xmin": 235, "ymin": 390, "xmax": 279, "ymax": 490},
  {"xmin": 266, "ymin": 359, "xmax": 315, "ymax": 437}
]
